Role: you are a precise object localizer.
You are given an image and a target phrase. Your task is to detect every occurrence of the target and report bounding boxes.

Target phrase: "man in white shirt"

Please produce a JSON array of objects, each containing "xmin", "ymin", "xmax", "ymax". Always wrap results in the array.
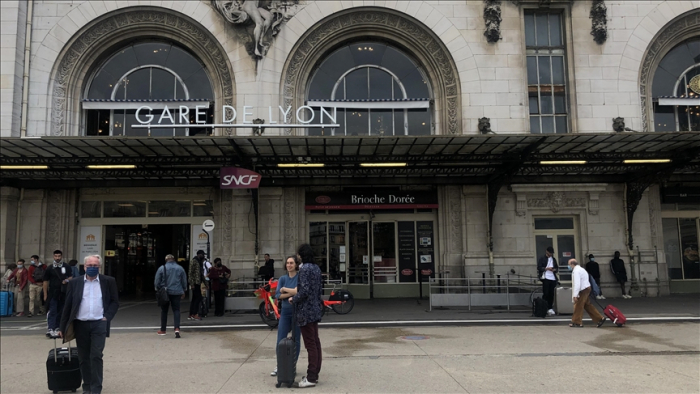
[
  {"xmin": 568, "ymin": 258, "xmax": 606, "ymax": 328},
  {"xmin": 536, "ymin": 246, "xmax": 558, "ymax": 316}
]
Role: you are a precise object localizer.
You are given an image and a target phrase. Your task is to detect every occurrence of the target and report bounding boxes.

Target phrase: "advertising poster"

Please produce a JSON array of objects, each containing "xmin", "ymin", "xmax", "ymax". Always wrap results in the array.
[
  {"xmin": 398, "ymin": 221, "xmax": 417, "ymax": 282},
  {"xmin": 416, "ymin": 221, "xmax": 435, "ymax": 279},
  {"xmin": 80, "ymin": 226, "xmax": 102, "ymax": 264},
  {"xmin": 192, "ymin": 225, "xmax": 213, "ymax": 259}
]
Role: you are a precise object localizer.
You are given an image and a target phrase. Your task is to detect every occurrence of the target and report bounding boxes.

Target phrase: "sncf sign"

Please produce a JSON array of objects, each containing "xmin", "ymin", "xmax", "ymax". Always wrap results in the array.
[{"xmin": 220, "ymin": 167, "xmax": 262, "ymax": 189}]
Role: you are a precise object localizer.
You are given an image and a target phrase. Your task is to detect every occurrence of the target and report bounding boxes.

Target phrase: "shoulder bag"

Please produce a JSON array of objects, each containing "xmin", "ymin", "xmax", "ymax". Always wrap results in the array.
[{"xmin": 156, "ymin": 265, "xmax": 169, "ymax": 306}]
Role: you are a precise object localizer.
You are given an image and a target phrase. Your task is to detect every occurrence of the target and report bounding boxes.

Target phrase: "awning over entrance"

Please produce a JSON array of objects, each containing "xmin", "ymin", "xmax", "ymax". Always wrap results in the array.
[{"xmin": 1, "ymin": 132, "xmax": 698, "ymax": 187}]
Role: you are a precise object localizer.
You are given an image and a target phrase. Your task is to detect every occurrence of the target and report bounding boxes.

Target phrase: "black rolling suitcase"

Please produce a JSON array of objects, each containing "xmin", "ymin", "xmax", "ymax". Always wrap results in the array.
[
  {"xmin": 47, "ymin": 339, "xmax": 82, "ymax": 393},
  {"xmin": 275, "ymin": 315, "xmax": 297, "ymax": 388}
]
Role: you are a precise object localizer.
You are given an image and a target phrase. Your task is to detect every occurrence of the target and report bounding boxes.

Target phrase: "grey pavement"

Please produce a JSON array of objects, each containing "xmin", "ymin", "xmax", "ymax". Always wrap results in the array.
[
  {"xmin": 1, "ymin": 294, "xmax": 698, "ymax": 334},
  {"xmin": 1, "ymin": 322, "xmax": 698, "ymax": 393}
]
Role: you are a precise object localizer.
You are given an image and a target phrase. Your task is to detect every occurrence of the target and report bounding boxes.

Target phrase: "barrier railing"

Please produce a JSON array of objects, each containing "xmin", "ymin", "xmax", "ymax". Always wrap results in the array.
[{"xmin": 428, "ymin": 274, "xmax": 541, "ymax": 311}]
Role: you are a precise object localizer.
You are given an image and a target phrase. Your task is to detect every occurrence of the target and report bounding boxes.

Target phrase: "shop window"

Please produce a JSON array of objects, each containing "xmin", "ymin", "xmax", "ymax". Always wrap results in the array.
[
  {"xmin": 103, "ymin": 201, "xmax": 147, "ymax": 218},
  {"xmin": 525, "ymin": 11, "xmax": 569, "ymax": 134},
  {"xmin": 83, "ymin": 41, "xmax": 214, "ymax": 136},
  {"xmin": 193, "ymin": 200, "xmax": 214, "ymax": 217},
  {"xmin": 652, "ymin": 37, "xmax": 700, "ymax": 132},
  {"xmin": 663, "ymin": 218, "xmax": 700, "ymax": 280},
  {"xmin": 534, "ymin": 217, "xmax": 574, "ymax": 230},
  {"xmin": 81, "ymin": 201, "xmax": 102, "ymax": 218},
  {"xmin": 147, "ymin": 201, "xmax": 191, "ymax": 217},
  {"xmin": 306, "ymin": 42, "xmax": 432, "ymax": 136}
]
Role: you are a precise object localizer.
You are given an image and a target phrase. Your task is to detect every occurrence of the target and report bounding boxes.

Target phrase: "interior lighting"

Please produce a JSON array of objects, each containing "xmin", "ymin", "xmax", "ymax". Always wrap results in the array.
[
  {"xmin": 360, "ymin": 162, "xmax": 408, "ymax": 167},
  {"xmin": 86, "ymin": 165, "xmax": 137, "ymax": 169},
  {"xmin": 277, "ymin": 163, "xmax": 325, "ymax": 168},
  {"xmin": 0, "ymin": 165, "xmax": 49, "ymax": 170},
  {"xmin": 623, "ymin": 159, "xmax": 671, "ymax": 164},
  {"xmin": 539, "ymin": 161, "xmax": 587, "ymax": 165}
]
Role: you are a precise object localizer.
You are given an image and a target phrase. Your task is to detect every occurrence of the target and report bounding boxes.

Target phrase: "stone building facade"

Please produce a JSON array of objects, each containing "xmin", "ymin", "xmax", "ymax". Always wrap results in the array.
[{"xmin": 1, "ymin": 1, "xmax": 698, "ymax": 297}]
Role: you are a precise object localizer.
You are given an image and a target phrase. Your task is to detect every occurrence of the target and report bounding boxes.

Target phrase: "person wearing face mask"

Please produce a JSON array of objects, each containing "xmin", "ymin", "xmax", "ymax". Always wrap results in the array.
[
  {"xmin": 7, "ymin": 259, "xmax": 29, "ymax": 317},
  {"xmin": 207, "ymin": 258, "xmax": 231, "ymax": 317},
  {"xmin": 59, "ymin": 254, "xmax": 119, "ymax": 394},
  {"xmin": 270, "ymin": 255, "xmax": 301, "ymax": 377},
  {"xmin": 568, "ymin": 258, "xmax": 606, "ymax": 328},
  {"xmin": 43, "ymin": 250, "xmax": 71, "ymax": 338},
  {"xmin": 27, "ymin": 255, "xmax": 46, "ymax": 317}
]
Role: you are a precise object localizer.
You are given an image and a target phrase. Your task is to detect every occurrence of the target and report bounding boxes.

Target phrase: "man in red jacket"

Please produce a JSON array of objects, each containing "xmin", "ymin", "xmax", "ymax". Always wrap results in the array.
[{"xmin": 7, "ymin": 259, "xmax": 29, "ymax": 316}]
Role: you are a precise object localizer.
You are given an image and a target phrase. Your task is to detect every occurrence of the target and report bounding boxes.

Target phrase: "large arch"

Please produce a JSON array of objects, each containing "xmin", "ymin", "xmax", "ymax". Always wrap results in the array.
[
  {"xmin": 639, "ymin": 9, "xmax": 699, "ymax": 132},
  {"xmin": 49, "ymin": 6, "xmax": 235, "ymax": 136},
  {"xmin": 280, "ymin": 7, "xmax": 462, "ymax": 135}
]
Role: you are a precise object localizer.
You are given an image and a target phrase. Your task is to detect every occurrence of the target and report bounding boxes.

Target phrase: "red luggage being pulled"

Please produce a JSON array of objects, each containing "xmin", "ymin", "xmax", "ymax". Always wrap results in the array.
[{"xmin": 602, "ymin": 304, "xmax": 626, "ymax": 327}]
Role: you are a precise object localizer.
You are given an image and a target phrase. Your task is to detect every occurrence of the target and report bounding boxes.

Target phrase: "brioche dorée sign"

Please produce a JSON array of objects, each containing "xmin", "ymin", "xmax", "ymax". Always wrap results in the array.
[{"xmin": 220, "ymin": 167, "xmax": 262, "ymax": 189}]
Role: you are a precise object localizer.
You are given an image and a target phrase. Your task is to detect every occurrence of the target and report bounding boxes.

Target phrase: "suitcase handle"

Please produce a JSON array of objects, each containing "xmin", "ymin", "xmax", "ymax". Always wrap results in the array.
[{"xmin": 53, "ymin": 337, "xmax": 72, "ymax": 363}]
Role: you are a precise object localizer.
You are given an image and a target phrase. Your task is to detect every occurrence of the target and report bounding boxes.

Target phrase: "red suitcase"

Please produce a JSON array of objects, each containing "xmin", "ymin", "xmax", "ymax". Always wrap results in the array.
[{"xmin": 602, "ymin": 304, "xmax": 626, "ymax": 327}]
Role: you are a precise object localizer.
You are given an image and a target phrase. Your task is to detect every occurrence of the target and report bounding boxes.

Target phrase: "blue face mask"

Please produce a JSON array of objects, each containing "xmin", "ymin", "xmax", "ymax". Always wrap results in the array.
[
  {"xmin": 86, "ymin": 266, "xmax": 99, "ymax": 277},
  {"xmin": 568, "ymin": 265, "xmax": 573, "ymax": 271}
]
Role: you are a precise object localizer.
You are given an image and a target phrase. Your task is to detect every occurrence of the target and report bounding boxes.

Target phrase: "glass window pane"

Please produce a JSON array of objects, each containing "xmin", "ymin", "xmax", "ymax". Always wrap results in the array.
[
  {"xmin": 308, "ymin": 68, "xmax": 336, "ymax": 99},
  {"xmin": 369, "ymin": 68, "xmax": 393, "ymax": 99},
  {"xmin": 81, "ymin": 201, "xmax": 102, "ymax": 218},
  {"xmin": 148, "ymin": 201, "xmax": 191, "ymax": 217},
  {"xmin": 346, "ymin": 109, "xmax": 368, "ymax": 135},
  {"xmin": 124, "ymin": 110, "xmax": 149, "ymax": 137},
  {"xmin": 370, "ymin": 109, "xmax": 393, "ymax": 135},
  {"xmin": 112, "ymin": 111, "xmax": 124, "ymax": 136},
  {"xmin": 538, "ymin": 57, "xmax": 552, "ymax": 84},
  {"xmin": 345, "ymin": 69, "xmax": 368, "ymax": 100},
  {"xmin": 382, "ymin": 46, "xmax": 417, "ymax": 80},
  {"xmin": 530, "ymin": 116, "xmax": 540, "ymax": 133},
  {"xmin": 309, "ymin": 222, "xmax": 327, "ymax": 274},
  {"xmin": 132, "ymin": 42, "xmax": 171, "ymax": 66},
  {"xmin": 527, "ymin": 57, "xmax": 538, "ymax": 85},
  {"xmin": 541, "ymin": 116, "xmax": 555, "ymax": 133},
  {"xmin": 175, "ymin": 81, "xmax": 185, "ymax": 100},
  {"xmin": 193, "ymin": 200, "xmax": 214, "ymax": 217},
  {"xmin": 679, "ymin": 218, "xmax": 699, "ymax": 279},
  {"xmin": 317, "ymin": 46, "xmax": 355, "ymax": 82},
  {"xmin": 328, "ymin": 222, "xmax": 345, "ymax": 282},
  {"xmin": 525, "ymin": 13, "xmax": 536, "ymax": 46},
  {"xmin": 400, "ymin": 68, "xmax": 430, "ymax": 98},
  {"xmin": 663, "ymin": 218, "xmax": 683, "ymax": 279},
  {"xmin": 552, "ymin": 57, "xmax": 565, "ymax": 84},
  {"xmin": 653, "ymin": 104, "xmax": 676, "ymax": 132},
  {"xmin": 529, "ymin": 95, "xmax": 539, "ymax": 114},
  {"xmin": 534, "ymin": 217, "xmax": 574, "ymax": 230},
  {"xmin": 407, "ymin": 109, "xmax": 431, "ymax": 135},
  {"xmin": 554, "ymin": 89, "xmax": 566, "ymax": 113},
  {"xmin": 549, "ymin": 14, "xmax": 562, "ymax": 46},
  {"xmin": 307, "ymin": 109, "xmax": 323, "ymax": 136},
  {"xmin": 100, "ymin": 47, "xmax": 138, "ymax": 88},
  {"xmin": 182, "ymin": 69, "xmax": 213, "ymax": 99},
  {"xmin": 555, "ymin": 115, "xmax": 567, "ymax": 134},
  {"xmin": 540, "ymin": 91, "xmax": 553, "ymax": 114},
  {"xmin": 395, "ymin": 110, "xmax": 405, "ymax": 135},
  {"xmin": 114, "ymin": 79, "xmax": 126, "ymax": 99},
  {"xmin": 103, "ymin": 201, "xmax": 146, "ymax": 218},
  {"xmin": 88, "ymin": 70, "xmax": 118, "ymax": 99},
  {"xmin": 164, "ymin": 46, "xmax": 204, "ymax": 82},
  {"xmin": 373, "ymin": 222, "xmax": 397, "ymax": 284},
  {"xmin": 536, "ymin": 13, "xmax": 549, "ymax": 46},
  {"xmin": 150, "ymin": 68, "xmax": 176, "ymax": 100},
  {"xmin": 350, "ymin": 43, "xmax": 387, "ymax": 67},
  {"xmin": 124, "ymin": 69, "xmax": 150, "ymax": 99}
]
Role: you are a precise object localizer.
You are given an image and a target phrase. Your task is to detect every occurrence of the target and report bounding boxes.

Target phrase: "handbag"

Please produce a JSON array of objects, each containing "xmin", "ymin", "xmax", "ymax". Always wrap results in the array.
[
  {"xmin": 156, "ymin": 265, "xmax": 169, "ymax": 306},
  {"xmin": 218, "ymin": 276, "xmax": 228, "ymax": 285}
]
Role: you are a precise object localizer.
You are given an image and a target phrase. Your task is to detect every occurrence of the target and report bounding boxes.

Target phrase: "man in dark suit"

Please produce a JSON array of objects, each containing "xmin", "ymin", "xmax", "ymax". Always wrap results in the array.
[
  {"xmin": 536, "ymin": 246, "xmax": 558, "ymax": 316},
  {"xmin": 59, "ymin": 255, "xmax": 119, "ymax": 394}
]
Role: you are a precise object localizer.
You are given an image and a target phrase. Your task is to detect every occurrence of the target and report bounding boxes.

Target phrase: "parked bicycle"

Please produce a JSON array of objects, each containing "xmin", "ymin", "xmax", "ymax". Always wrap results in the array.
[{"xmin": 323, "ymin": 280, "xmax": 354, "ymax": 315}]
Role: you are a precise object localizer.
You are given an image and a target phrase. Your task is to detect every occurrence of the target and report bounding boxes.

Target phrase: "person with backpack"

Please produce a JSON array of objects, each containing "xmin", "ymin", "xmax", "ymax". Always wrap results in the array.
[
  {"xmin": 155, "ymin": 254, "xmax": 187, "ymax": 338},
  {"xmin": 567, "ymin": 258, "xmax": 606, "ymax": 328},
  {"xmin": 27, "ymin": 255, "xmax": 46, "ymax": 317}
]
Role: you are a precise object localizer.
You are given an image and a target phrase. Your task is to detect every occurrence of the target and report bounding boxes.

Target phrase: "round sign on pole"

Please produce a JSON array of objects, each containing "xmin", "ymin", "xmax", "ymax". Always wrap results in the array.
[{"xmin": 202, "ymin": 219, "xmax": 215, "ymax": 232}]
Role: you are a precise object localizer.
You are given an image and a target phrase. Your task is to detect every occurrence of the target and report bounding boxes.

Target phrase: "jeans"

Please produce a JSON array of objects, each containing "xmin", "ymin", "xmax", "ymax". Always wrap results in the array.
[
  {"xmin": 160, "ymin": 294, "xmax": 182, "ymax": 331},
  {"xmin": 74, "ymin": 319, "xmax": 107, "ymax": 394},
  {"xmin": 571, "ymin": 287, "xmax": 604, "ymax": 325},
  {"xmin": 189, "ymin": 286, "xmax": 202, "ymax": 316},
  {"xmin": 276, "ymin": 307, "xmax": 301, "ymax": 362},
  {"xmin": 47, "ymin": 296, "xmax": 65, "ymax": 330},
  {"xmin": 300, "ymin": 322, "xmax": 322, "ymax": 383},
  {"xmin": 542, "ymin": 279, "xmax": 557, "ymax": 310},
  {"xmin": 213, "ymin": 289, "xmax": 226, "ymax": 316}
]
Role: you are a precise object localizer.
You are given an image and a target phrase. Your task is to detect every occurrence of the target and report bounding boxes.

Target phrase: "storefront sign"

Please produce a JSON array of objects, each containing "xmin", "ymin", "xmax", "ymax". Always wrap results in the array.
[
  {"xmin": 133, "ymin": 105, "xmax": 338, "ymax": 126},
  {"xmin": 398, "ymin": 221, "xmax": 417, "ymax": 282},
  {"xmin": 306, "ymin": 190, "xmax": 438, "ymax": 210},
  {"xmin": 662, "ymin": 187, "xmax": 700, "ymax": 204},
  {"xmin": 220, "ymin": 167, "xmax": 262, "ymax": 189},
  {"xmin": 79, "ymin": 226, "xmax": 102, "ymax": 264}
]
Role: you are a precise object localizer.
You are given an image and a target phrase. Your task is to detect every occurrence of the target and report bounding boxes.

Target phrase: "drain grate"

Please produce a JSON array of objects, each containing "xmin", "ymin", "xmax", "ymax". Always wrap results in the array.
[{"xmin": 400, "ymin": 335, "xmax": 430, "ymax": 340}]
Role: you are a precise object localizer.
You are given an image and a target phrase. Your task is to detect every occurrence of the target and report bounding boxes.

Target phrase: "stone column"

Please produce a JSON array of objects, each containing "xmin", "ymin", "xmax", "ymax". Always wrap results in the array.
[{"xmin": 0, "ymin": 187, "xmax": 20, "ymax": 269}]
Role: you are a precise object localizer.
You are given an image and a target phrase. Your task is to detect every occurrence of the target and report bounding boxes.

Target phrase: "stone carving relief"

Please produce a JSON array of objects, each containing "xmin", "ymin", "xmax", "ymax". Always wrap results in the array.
[
  {"xmin": 282, "ymin": 8, "xmax": 461, "ymax": 135},
  {"xmin": 211, "ymin": 0, "xmax": 299, "ymax": 59},
  {"xmin": 590, "ymin": 0, "xmax": 608, "ymax": 44},
  {"xmin": 51, "ymin": 8, "xmax": 234, "ymax": 136},
  {"xmin": 483, "ymin": 0, "xmax": 502, "ymax": 44},
  {"xmin": 527, "ymin": 192, "xmax": 586, "ymax": 213},
  {"xmin": 638, "ymin": 10, "xmax": 699, "ymax": 132},
  {"xmin": 45, "ymin": 191, "xmax": 65, "ymax": 254},
  {"xmin": 447, "ymin": 187, "xmax": 463, "ymax": 253}
]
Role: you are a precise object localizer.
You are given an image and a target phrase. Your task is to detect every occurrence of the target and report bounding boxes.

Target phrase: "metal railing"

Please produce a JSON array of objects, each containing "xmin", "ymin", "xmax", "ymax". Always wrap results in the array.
[{"xmin": 428, "ymin": 274, "xmax": 541, "ymax": 311}]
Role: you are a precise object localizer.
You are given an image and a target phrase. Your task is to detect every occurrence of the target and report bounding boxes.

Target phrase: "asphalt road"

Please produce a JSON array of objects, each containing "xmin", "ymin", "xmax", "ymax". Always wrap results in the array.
[{"xmin": 1, "ymin": 322, "xmax": 698, "ymax": 393}]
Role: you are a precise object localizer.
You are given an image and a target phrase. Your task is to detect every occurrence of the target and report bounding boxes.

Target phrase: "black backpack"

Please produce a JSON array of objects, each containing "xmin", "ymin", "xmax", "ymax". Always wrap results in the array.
[
  {"xmin": 532, "ymin": 297, "xmax": 548, "ymax": 318},
  {"xmin": 33, "ymin": 265, "xmax": 45, "ymax": 282}
]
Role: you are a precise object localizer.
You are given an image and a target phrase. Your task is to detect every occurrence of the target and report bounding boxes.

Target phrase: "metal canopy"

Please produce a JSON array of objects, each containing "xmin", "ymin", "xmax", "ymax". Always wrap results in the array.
[{"xmin": 1, "ymin": 132, "xmax": 698, "ymax": 188}]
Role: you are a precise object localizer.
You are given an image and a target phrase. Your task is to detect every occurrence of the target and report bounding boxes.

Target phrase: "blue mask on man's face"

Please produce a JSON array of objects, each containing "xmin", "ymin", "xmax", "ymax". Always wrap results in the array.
[{"xmin": 86, "ymin": 266, "xmax": 99, "ymax": 277}]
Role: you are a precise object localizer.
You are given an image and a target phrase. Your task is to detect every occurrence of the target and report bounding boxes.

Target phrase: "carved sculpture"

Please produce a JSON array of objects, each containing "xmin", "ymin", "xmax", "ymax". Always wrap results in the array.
[
  {"xmin": 613, "ymin": 117, "xmax": 625, "ymax": 132},
  {"xmin": 590, "ymin": 0, "xmax": 608, "ymax": 45},
  {"xmin": 211, "ymin": 0, "xmax": 299, "ymax": 59},
  {"xmin": 478, "ymin": 117, "xmax": 494, "ymax": 134},
  {"xmin": 483, "ymin": 0, "xmax": 502, "ymax": 43}
]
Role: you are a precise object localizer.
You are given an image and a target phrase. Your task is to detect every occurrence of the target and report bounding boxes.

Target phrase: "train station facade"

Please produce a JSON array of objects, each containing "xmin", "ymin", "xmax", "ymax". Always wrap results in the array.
[{"xmin": 1, "ymin": 1, "xmax": 698, "ymax": 298}]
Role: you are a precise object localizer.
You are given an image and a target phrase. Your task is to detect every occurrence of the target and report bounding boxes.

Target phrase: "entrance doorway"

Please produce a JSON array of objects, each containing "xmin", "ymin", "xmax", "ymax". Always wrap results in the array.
[
  {"xmin": 347, "ymin": 222, "xmax": 398, "ymax": 297},
  {"xmin": 103, "ymin": 224, "xmax": 191, "ymax": 296},
  {"xmin": 534, "ymin": 217, "xmax": 579, "ymax": 282}
]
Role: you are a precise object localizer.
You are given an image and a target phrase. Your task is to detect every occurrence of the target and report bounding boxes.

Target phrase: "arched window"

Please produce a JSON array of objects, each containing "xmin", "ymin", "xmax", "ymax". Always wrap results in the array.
[
  {"xmin": 83, "ymin": 41, "xmax": 214, "ymax": 136},
  {"xmin": 306, "ymin": 42, "xmax": 432, "ymax": 136},
  {"xmin": 652, "ymin": 37, "xmax": 700, "ymax": 132}
]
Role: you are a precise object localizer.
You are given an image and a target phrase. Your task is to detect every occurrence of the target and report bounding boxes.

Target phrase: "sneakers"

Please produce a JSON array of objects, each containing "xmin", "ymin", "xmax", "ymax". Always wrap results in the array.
[
  {"xmin": 623, "ymin": 294, "xmax": 632, "ymax": 299},
  {"xmin": 298, "ymin": 376, "xmax": 317, "ymax": 388},
  {"xmin": 546, "ymin": 309, "xmax": 556, "ymax": 316},
  {"xmin": 188, "ymin": 315, "xmax": 202, "ymax": 321},
  {"xmin": 27, "ymin": 313, "xmax": 33, "ymax": 318},
  {"xmin": 157, "ymin": 330, "xmax": 166, "ymax": 336},
  {"xmin": 46, "ymin": 329, "xmax": 52, "ymax": 338},
  {"xmin": 595, "ymin": 295, "xmax": 602, "ymax": 300},
  {"xmin": 271, "ymin": 367, "xmax": 277, "ymax": 376},
  {"xmin": 599, "ymin": 295, "xmax": 606, "ymax": 300},
  {"xmin": 48, "ymin": 329, "xmax": 59, "ymax": 338},
  {"xmin": 15, "ymin": 312, "xmax": 24, "ymax": 317},
  {"xmin": 597, "ymin": 317, "xmax": 607, "ymax": 328},
  {"xmin": 175, "ymin": 329, "xmax": 181, "ymax": 339}
]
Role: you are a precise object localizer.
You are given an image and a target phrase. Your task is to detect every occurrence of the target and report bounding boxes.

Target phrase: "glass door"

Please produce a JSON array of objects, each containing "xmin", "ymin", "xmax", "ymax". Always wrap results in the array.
[
  {"xmin": 372, "ymin": 222, "xmax": 398, "ymax": 287},
  {"xmin": 534, "ymin": 217, "xmax": 578, "ymax": 282},
  {"xmin": 348, "ymin": 222, "xmax": 369, "ymax": 284}
]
